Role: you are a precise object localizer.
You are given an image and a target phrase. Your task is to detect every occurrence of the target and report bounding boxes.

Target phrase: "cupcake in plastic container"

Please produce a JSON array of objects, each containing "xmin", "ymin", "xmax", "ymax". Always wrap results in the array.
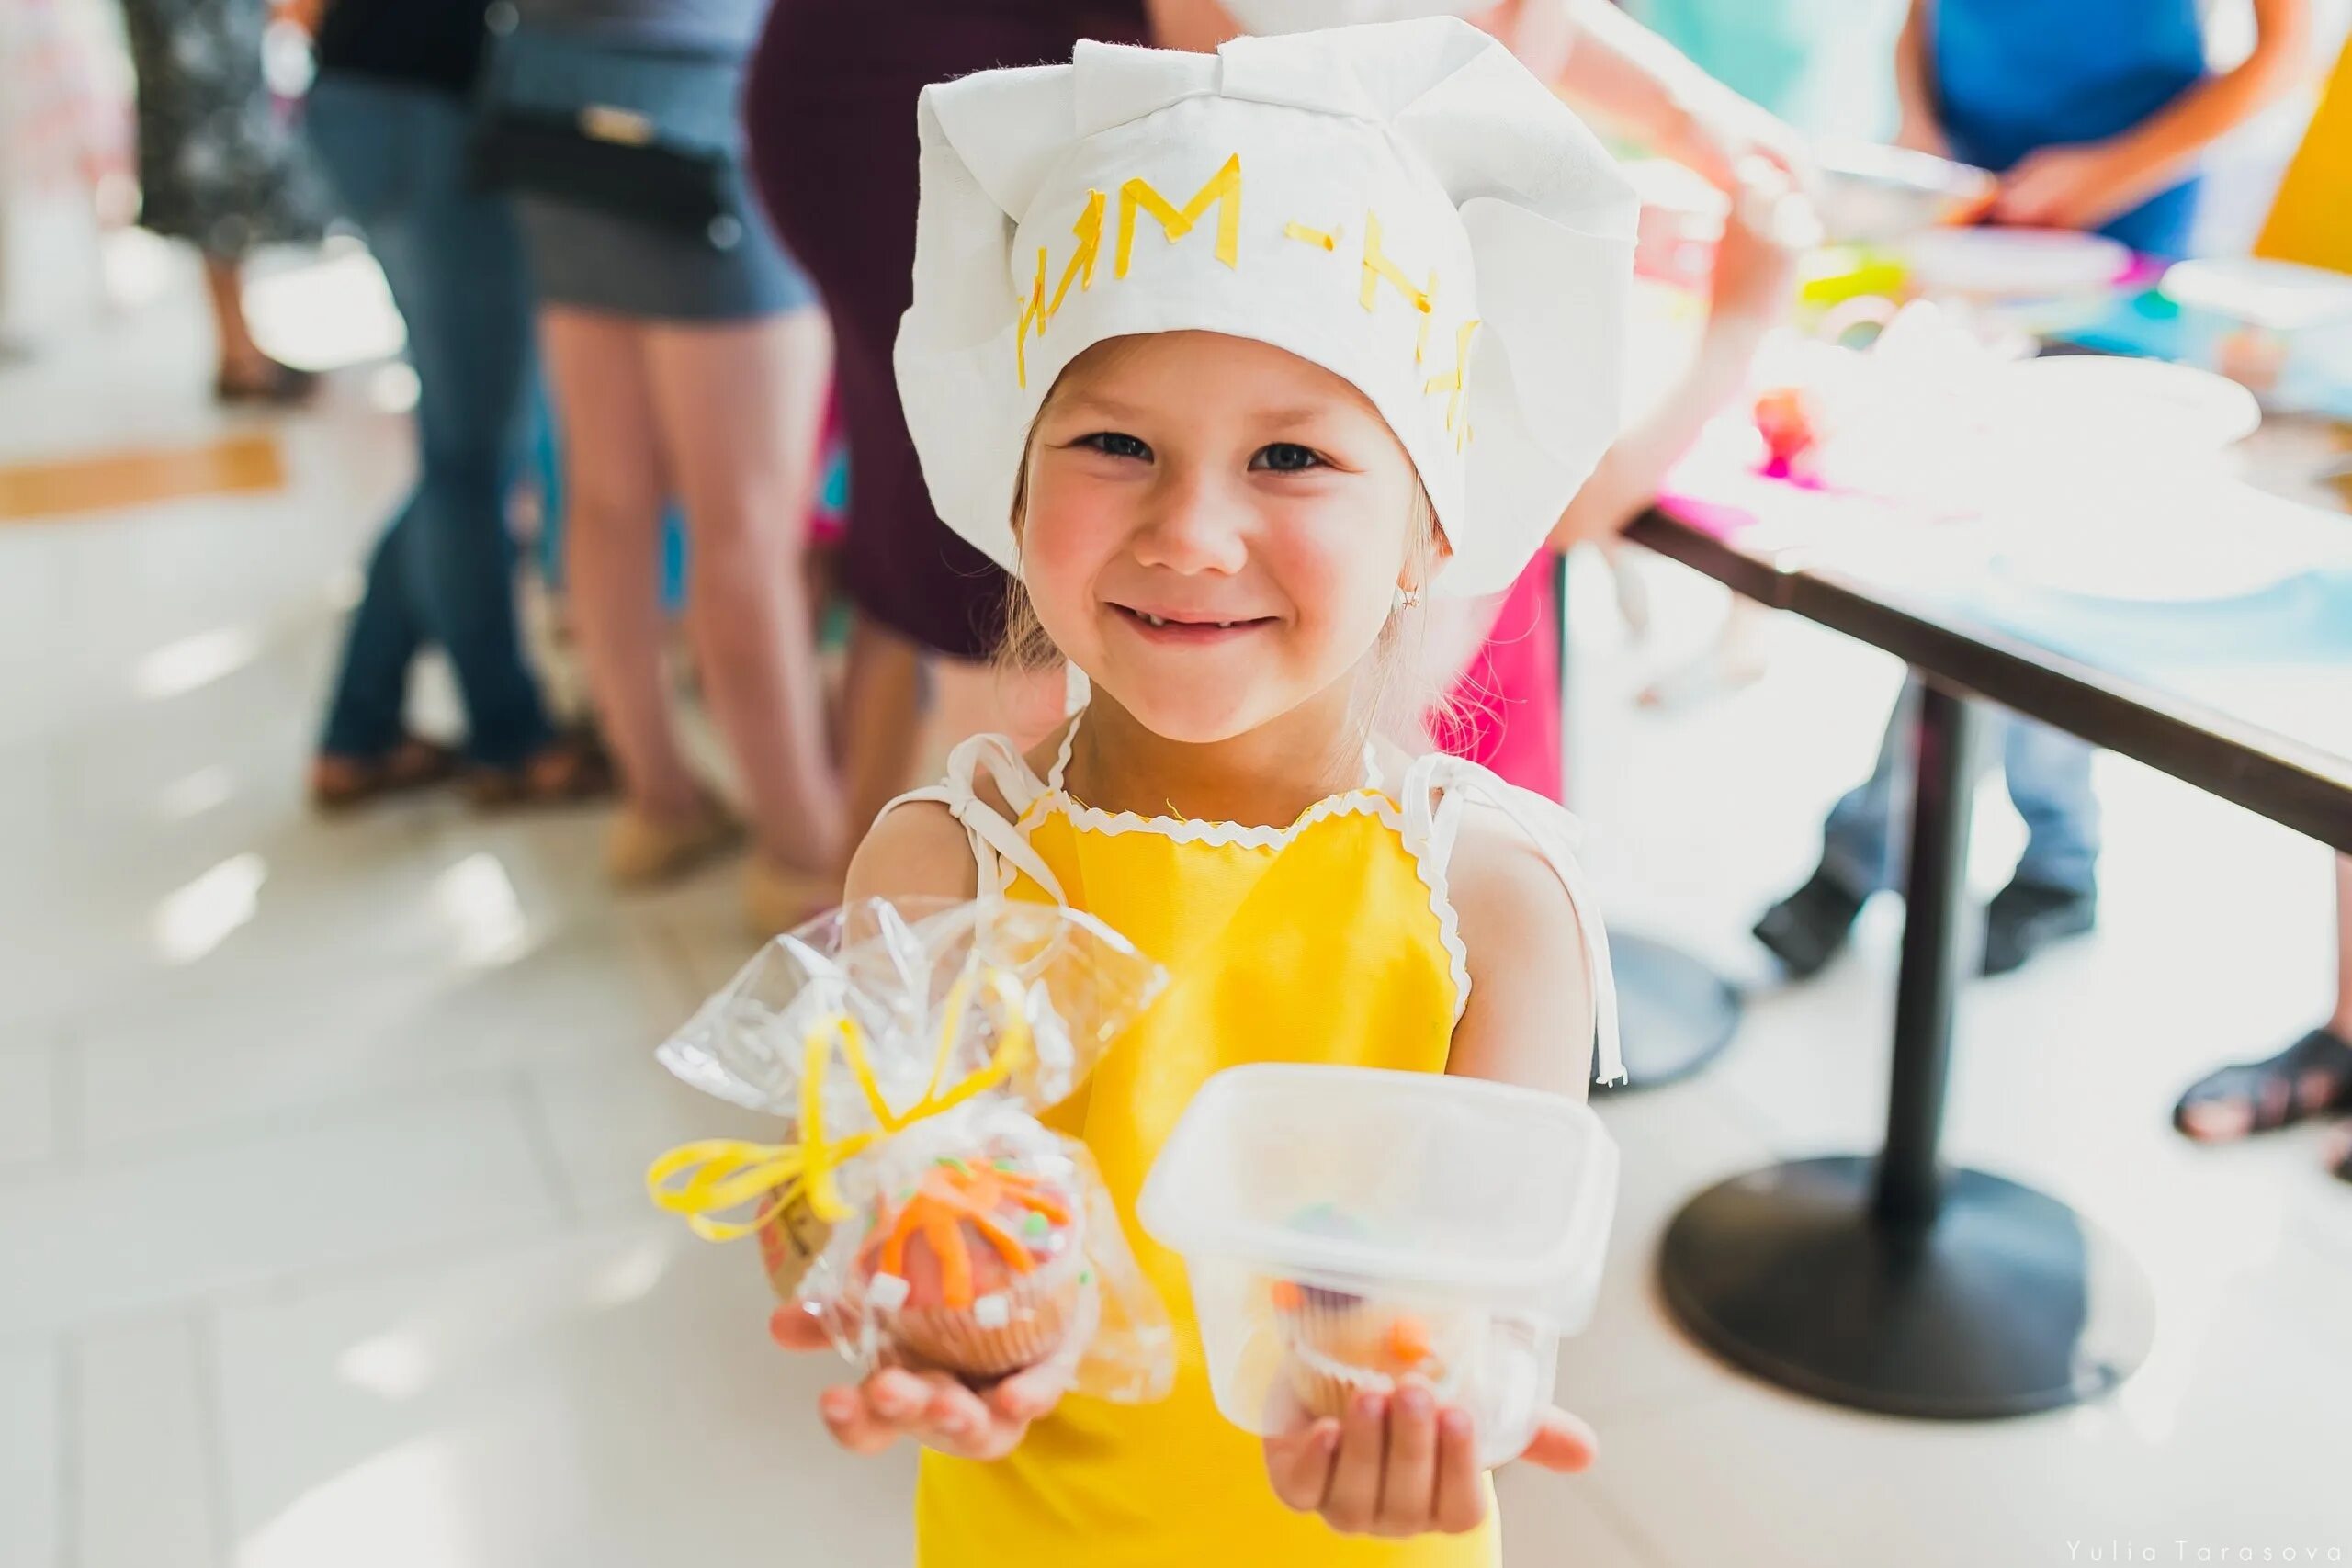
[
  {"xmin": 1141, "ymin": 1064, "xmax": 1619, "ymax": 1469},
  {"xmin": 1271, "ymin": 1273, "xmax": 1485, "ymax": 1417},
  {"xmin": 852, "ymin": 1152, "xmax": 1087, "ymax": 1379}
]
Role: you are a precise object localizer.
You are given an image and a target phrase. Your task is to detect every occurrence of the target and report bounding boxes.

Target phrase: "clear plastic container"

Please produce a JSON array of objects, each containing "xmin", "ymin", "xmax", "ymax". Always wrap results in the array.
[{"xmin": 1138, "ymin": 1064, "xmax": 1618, "ymax": 1468}]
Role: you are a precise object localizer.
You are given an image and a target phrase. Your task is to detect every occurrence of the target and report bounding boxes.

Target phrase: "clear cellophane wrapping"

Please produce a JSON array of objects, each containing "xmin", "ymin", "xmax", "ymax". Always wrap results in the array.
[{"xmin": 650, "ymin": 897, "xmax": 1174, "ymax": 1403}]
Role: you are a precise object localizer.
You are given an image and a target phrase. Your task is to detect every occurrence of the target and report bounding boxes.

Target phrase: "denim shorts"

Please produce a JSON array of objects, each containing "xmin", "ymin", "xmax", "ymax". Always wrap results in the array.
[{"xmin": 517, "ymin": 180, "xmax": 818, "ymax": 322}]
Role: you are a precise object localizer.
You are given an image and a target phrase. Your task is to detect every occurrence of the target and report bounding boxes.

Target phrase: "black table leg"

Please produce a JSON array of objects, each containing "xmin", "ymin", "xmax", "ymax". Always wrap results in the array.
[
  {"xmin": 1556, "ymin": 553, "xmax": 1745, "ymax": 1093},
  {"xmin": 1657, "ymin": 682, "xmax": 2155, "ymax": 1417}
]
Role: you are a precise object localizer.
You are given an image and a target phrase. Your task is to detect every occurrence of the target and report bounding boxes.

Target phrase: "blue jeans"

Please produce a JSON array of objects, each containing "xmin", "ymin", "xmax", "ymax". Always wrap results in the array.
[
  {"xmin": 1822, "ymin": 678, "xmax": 2101, "ymax": 898},
  {"xmin": 308, "ymin": 74, "xmax": 551, "ymax": 768}
]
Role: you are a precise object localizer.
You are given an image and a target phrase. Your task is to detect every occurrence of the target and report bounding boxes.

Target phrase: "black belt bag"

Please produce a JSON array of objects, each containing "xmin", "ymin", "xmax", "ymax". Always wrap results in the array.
[{"xmin": 470, "ymin": 23, "xmax": 750, "ymax": 248}]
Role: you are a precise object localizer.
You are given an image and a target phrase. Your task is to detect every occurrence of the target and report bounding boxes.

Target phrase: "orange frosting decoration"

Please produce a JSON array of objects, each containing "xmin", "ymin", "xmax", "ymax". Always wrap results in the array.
[
  {"xmin": 859, "ymin": 1158, "xmax": 1074, "ymax": 1310},
  {"xmin": 1385, "ymin": 1314, "xmax": 1431, "ymax": 1368}
]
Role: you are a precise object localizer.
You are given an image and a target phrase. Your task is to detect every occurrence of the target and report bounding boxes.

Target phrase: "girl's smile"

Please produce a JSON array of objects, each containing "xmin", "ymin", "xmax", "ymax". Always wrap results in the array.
[{"xmin": 1019, "ymin": 331, "xmax": 1431, "ymax": 746}]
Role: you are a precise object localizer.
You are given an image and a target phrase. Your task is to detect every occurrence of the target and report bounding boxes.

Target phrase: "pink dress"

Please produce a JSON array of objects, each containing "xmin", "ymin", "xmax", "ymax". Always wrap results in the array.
[{"xmin": 1430, "ymin": 554, "xmax": 1562, "ymax": 802}]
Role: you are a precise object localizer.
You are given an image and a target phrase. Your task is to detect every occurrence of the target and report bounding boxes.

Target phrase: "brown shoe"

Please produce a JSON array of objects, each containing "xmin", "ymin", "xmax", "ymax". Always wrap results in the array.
[
  {"xmin": 463, "ymin": 731, "xmax": 616, "ymax": 810},
  {"xmin": 744, "ymin": 855, "xmax": 842, "ymax": 938},
  {"xmin": 605, "ymin": 797, "xmax": 741, "ymax": 886},
  {"xmin": 310, "ymin": 737, "xmax": 458, "ymax": 813},
  {"xmin": 216, "ymin": 357, "xmax": 320, "ymax": 407}
]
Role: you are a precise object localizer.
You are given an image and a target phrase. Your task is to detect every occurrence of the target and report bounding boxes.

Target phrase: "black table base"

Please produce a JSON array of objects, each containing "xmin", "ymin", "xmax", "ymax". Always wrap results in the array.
[
  {"xmin": 1660, "ymin": 1155, "xmax": 2154, "ymax": 1417},
  {"xmin": 1657, "ymin": 682, "xmax": 2155, "ymax": 1417},
  {"xmin": 1593, "ymin": 932, "xmax": 1743, "ymax": 1093}
]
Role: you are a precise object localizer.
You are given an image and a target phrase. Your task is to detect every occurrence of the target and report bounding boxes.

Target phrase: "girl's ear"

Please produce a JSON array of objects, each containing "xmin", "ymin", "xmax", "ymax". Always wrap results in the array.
[{"xmin": 1397, "ymin": 518, "xmax": 1454, "ymax": 598}]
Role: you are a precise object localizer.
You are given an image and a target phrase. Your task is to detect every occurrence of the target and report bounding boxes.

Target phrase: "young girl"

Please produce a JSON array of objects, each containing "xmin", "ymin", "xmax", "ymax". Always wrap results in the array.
[{"xmin": 770, "ymin": 20, "xmax": 1635, "ymax": 1561}]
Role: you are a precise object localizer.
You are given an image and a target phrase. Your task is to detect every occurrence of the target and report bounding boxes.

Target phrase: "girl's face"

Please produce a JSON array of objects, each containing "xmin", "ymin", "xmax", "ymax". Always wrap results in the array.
[{"xmin": 1020, "ymin": 332, "xmax": 1427, "ymax": 746}]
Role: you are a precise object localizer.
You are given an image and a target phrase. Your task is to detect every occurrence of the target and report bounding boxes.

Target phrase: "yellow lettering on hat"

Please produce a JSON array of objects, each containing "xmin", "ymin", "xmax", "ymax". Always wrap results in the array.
[
  {"xmin": 1016, "ymin": 245, "xmax": 1049, "ymax": 389},
  {"xmin": 1050, "ymin": 190, "xmax": 1107, "ymax": 317},
  {"xmin": 1115, "ymin": 153, "xmax": 1242, "ymax": 279},
  {"xmin": 1015, "ymin": 190, "xmax": 1107, "ymax": 389},
  {"xmin": 1360, "ymin": 212, "xmax": 1437, "ymax": 365},
  {"xmin": 1425, "ymin": 318, "xmax": 1479, "ymax": 449}
]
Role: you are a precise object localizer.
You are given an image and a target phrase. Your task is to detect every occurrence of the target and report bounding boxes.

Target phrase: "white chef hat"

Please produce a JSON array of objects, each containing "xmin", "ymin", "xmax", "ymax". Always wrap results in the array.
[{"xmin": 894, "ymin": 17, "xmax": 1636, "ymax": 599}]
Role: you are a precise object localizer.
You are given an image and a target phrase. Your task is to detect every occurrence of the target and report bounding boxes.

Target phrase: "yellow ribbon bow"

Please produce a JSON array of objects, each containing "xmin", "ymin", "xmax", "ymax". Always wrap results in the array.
[{"xmin": 646, "ymin": 966, "xmax": 1035, "ymax": 1240}]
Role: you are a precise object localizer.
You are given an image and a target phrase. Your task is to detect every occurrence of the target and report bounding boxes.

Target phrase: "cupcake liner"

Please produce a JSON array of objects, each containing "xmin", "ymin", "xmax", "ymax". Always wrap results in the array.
[
  {"xmin": 890, "ymin": 1242, "xmax": 1087, "ymax": 1379},
  {"xmin": 1286, "ymin": 1337, "xmax": 1394, "ymax": 1420},
  {"xmin": 1272, "ymin": 1288, "xmax": 1481, "ymax": 1416}
]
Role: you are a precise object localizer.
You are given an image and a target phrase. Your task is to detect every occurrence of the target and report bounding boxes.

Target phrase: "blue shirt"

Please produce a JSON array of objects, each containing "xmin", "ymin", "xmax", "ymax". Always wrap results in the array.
[{"xmin": 1933, "ymin": 0, "xmax": 2209, "ymax": 255}]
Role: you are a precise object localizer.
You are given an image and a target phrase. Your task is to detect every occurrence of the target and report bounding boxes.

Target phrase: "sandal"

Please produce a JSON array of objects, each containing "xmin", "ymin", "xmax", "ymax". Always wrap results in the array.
[
  {"xmin": 2173, "ymin": 1028, "xmax": 2352, "ymax": 1144},
  {"xmin": 310, "ymin": 737, "xmax": 459, "ymax": 813},
  {"xmin": 462, "ymin": 731, "xmax": 616, "ymax": 810},
  {"xmin": 606, "ymin": 796, "xmax": 741, "ymax": 887}
]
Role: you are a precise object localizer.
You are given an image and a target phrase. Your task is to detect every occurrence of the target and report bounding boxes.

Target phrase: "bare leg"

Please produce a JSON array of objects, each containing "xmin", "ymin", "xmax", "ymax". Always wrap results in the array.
[
  {"xmin": 539, "ymin": 308, "xmax": 703, "ymax": 824},
  {"xmin": 842, "ymin": 614, "xmax": 926, "ymax": 845},
  {"xmin": 642, "ymin": 309, "xmax": 843, "ymax": 876},
  {"xmin": 204, "ymin": 254, "xmax": 310, "ymax": 400},
  {"xmin": 203, "ymin": 254, "xmax": 262, "ymax": 376},
  {"xmin": 1639, "ymin": 596, "xmax": 1773, "ymax": 712},
  {"xmin": 924, "ymin": 657, "xmax": 1066, "ymax": 780}
]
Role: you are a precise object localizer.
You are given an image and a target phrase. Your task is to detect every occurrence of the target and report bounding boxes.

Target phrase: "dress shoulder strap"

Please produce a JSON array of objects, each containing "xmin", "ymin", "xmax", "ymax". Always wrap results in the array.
[
  {"xmin": 1396, "ymin": 752, "xmax": 1624, "ymax": 1087},
  {"xmin": 874, "ymin": 732, "xmax": 1070, "ymax": 906}
]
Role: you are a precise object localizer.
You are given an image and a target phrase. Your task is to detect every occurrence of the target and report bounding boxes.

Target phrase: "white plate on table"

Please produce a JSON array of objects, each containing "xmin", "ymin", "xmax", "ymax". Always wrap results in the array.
[
  {"xmin": 2001, "ymin": 355, "xmax": 2264, "ymax": 453},
  {"xmin": 1899, "ymin": 228, "xmax": 2132, "ymax": 299},
  {"xmin": 2159, "ymin": 256, "xmax": 2352, "ymax": 332}
]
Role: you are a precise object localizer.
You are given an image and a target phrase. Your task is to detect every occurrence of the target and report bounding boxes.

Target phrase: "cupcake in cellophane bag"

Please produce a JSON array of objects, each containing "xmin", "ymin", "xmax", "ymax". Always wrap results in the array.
[
  {"xmin": 647, "ymin": 897, "xmax": 1174, "ymax": 1404},
  {"xmin": 837, "ymin": 1111, "xmax": 1092, "ymax": 1381}
]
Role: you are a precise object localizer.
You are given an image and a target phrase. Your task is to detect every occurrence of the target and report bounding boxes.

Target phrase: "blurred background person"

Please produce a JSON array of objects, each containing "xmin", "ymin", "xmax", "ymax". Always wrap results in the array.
[
  {"xmin": 1607, "ymin": 0, "xmax": 1907, "ymax": 711},
  {"xmin": 1754, "ymin": 0, "xmax": 2313, "ymax": 983},
  {"xmin": 1901, "ymin": 0, "xmax": 2311, "ymax": 254},
  {"xmin": 745, "ymin": 1, "xmax": 1224, "ymax": 846},
  {"xmin": 2171, "ymin": 35, "xmax": 2352, "ymax": 1175},
  {"xmin": 117, "ymin": 0, "xmax": 330, "ymax": 401},
  {"xmin": 1204, "ymin": 0, "xmax": 1821, "ymax": 793},
  {"xmin": 488, "ymin": 0, "xmax": 841, "ymax": 935},
  {"xmin": 300, "ymin": 0, "xmax": 608, "ymax": 811}
]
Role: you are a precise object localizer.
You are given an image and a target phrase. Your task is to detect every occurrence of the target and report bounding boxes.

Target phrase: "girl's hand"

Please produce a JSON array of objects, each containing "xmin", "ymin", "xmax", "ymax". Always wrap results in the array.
[
  {"xmin": 1670, "ymin": 85, "xmax": 1815, "ymax": 201},
  {"xmin": 769, "ymin": 1302, "xmax": 1080, "ymax": 1461},
  {"xmin": 1707, "ymin": 166, "xmax": 1816, "ymax": 333},
  {"xmin": 1261, "ymin": 1382, "xmax": 1598, "ymax": 1538}
]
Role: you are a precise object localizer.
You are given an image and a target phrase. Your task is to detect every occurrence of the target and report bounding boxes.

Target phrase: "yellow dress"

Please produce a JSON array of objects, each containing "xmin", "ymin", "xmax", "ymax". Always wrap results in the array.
[
  {"xmin": 2255, "ymin": 35, "xmax": 2352, "ymax": 275},
  {"xmin": 888, "ymin": 718, "xmax": 1618, "ymax": 1568}
]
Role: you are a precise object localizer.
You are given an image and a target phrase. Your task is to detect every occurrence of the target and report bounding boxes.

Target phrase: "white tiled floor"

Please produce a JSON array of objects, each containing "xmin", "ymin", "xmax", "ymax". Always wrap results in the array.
[
  {"xmin": 3, "ymin": 252, "xmax": 2347, "ymax": 1568},
  {"xmin": 74, "ymin": 1314, "xmax": 224, "ymax": 1568}
]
